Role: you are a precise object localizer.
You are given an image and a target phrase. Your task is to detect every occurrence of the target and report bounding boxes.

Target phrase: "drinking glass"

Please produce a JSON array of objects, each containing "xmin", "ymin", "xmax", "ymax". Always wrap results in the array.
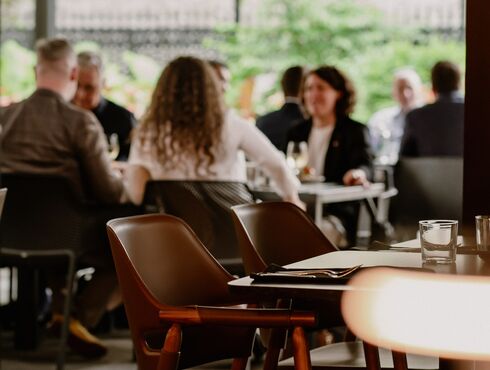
[
  {"xmin": 108, "ymin": 133, "xmax": 120, "ymax": 160},
  {"xmin": 476, "ymin": 216, "xmax": 490, "ymax": 261},
  {"xmin": 286, "ymin": 141, "xmax": 308, "ymax": 175},
  {"xmin": 419, "ymin": 220, "xmax": 458, "ymax": 264}
]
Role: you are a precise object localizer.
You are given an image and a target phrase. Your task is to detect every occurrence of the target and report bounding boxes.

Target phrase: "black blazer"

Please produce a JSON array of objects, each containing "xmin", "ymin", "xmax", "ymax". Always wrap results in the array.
[
  {"xmin": 287, "ymin": 116, "xmax": 374, "ymax": 183},
  {"xmin": 92, "ymin": 97, "xmax": 136, "ymax": 161},
  {"xmin": 400, "ymin": 92, "xmax": 464, "ymax": 157},
  {"xmin": 256, "ymin": 102, "xmax": 304, "ymax": 153}
]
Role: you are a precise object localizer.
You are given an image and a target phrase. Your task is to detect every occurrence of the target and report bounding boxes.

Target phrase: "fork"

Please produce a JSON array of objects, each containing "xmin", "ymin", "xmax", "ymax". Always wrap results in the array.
[{"xmin": 273, "ymin": 265, "xmax": 362, "ymax": 278}]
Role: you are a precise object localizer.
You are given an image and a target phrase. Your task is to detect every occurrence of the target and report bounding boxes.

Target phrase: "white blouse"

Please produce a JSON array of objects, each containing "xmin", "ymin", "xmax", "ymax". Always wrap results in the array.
[{"xmin": 129, "ymin": 110, "xmax": 300, "ymax": 200}]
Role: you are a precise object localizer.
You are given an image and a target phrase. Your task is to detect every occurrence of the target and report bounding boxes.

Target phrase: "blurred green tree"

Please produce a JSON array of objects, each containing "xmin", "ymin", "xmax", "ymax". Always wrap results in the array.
[{"xmin": 208, "ymin": 0, "xmax": 465, "ymax": 122}]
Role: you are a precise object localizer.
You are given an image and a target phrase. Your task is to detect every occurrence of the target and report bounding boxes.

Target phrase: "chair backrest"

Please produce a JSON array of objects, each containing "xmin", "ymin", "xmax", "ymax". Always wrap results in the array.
[
  {"xmin": 231, "ymin": 202, "xmax": 338, "ymax": 274},
  {"xmin": 391, "ymin": 157, "xmax": 463, "ymax": 240},
  {"xmin": 106, "ymin": 214, "xmax": 253, "ymax": 369},
  {"xmin": 0, "ymin": 173, "xmax": 86, "ymax": 254},
  {"xmin": 142, "ymin": 180, "xmax": 254, "ymax": 270}
]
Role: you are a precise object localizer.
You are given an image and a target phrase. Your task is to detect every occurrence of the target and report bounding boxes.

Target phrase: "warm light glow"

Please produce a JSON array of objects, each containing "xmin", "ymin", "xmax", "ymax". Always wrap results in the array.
[{"xmin": 342, "ymin": 268, "xmax": 490, "ymax": 361}]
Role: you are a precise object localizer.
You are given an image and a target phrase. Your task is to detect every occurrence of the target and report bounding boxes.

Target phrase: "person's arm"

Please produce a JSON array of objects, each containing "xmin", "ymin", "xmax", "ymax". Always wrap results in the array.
[
  {"xmin": 343, "ymin": 123, "xmax": 374, "ymax": 185},
  {"xmin": 73, "ymin": 113, "xmax": 127, "ymax": 204},
  {"xmin": 236, "ymin": 117, "xmax": 303, "ymax": 207},
  {"xmin": 122, "ymin": 163, "xmax": 150, "ymax": 205}
]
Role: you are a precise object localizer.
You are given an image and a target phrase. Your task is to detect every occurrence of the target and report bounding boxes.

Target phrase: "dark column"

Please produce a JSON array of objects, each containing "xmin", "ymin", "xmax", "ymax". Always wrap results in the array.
[
  {"xmin": 35, "ymin": 0, "xmax": 55, "ymax": 44},
  {"xmin": 463, "ymin": 1, "xmax": 490, "ymax": 224},
  {"xmin": 235, "ymin": 0, "xmax": 240, "ymax": 23}
]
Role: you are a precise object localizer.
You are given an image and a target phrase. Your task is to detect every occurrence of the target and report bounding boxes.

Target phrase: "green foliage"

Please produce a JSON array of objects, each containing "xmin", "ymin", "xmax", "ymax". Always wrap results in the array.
[
  {"xmin": 209, "ymin": 0, "xmax": 466, "ymax": 122},
  {"xmin": 346, "ymin": 38, "xmax": 466, "ymax": 121},
  {"xmin": 0, "ymin": 0, "xmax": 466, "ymax": 122},
  {"xmin": 0, "ymin": 40, "xmax": 36, "ymax": 102}
]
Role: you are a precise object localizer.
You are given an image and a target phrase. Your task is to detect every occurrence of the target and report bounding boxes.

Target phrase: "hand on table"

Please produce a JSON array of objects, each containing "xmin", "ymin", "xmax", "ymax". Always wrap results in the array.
[{"xmin": 343, "ymin": 169, "xmax": 369, "ymax": 186}]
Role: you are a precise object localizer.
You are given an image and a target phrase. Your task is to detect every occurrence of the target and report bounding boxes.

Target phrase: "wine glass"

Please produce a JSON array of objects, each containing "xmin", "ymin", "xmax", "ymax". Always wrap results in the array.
[
  {"xmin": 286, "ymin": 141, "xmax": 308, "ymax": 175},
  {"xmin": 107, "ymin": 133, "xmax": 120, "ymax": 160}
]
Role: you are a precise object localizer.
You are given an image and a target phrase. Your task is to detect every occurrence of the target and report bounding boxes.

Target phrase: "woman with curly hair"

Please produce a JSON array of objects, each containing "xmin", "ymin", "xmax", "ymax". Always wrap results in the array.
[
  {"xmin": 126, "ymin": 56, "xmax": 301, "ymax": 207},
  {"xmin": 287, "ymin": 65, "xmax": 374, "ymax": 246}
]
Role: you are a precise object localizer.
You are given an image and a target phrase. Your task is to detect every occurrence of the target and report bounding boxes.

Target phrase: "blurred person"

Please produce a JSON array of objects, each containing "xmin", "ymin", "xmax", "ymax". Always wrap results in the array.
[
  {"xmin": 400, "ymin": 61, "xmax": 464, "ymax": 157},
  {"xmin": 73, "ymin": 51, "xmax": 136, "ymax": 161},
  {"xmin": 368, "ymin": 68, "xmax": 424, "ymax": 164},
  {"xmin": 256, "ymin": 65, "xmax": 306, "ymax": 152},
  {"xmin": 287, "ymin": 65, "xmax": 374, "ymax": 247},
  {"xmin": 0, "ymin": 38, "xmax": 130, "ymax": 358},
  {"xmin": 126, "ymin": 56, "xmax": 302, "ymax": 209},
  {"xmin": 208, "ymin": 59, "xmax": 231, "ymax": 94}
]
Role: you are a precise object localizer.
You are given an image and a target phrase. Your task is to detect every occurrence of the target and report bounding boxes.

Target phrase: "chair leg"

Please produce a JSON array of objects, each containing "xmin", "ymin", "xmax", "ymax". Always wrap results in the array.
[
  {"xmin": 291, "ymin": 326, "xmax": 311, "ymax": 370},
  {"xmin": 158, "ymin": 323, "xmax": 182, "ymax": 370},
  {"xmin": 232, "ymin": 357, "xmax": 249, "ymax": 370},
  {"xmin": 263, "ymin": 299, "xmax": 290, "ymax": 370},
  {"xmin": 392, "ymin": 350, "xmax": 408, "ymax": 370},
  {"xmin": 56, "ymin": 252, "xmax": 76, "ymax": 370},
  {"xmin": 363, "ymin": 341, "xmax": 381, "ymax": 370},
  {"xmin": 263, "ymin": 329, "xmax": 283, "ymax": 370}
]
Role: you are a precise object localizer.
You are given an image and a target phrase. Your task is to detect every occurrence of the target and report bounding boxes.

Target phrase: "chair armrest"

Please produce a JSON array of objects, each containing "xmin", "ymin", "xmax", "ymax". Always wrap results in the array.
[{"xmin": 159, "ymin": 306, "xmax": 316, "ymax": 328}]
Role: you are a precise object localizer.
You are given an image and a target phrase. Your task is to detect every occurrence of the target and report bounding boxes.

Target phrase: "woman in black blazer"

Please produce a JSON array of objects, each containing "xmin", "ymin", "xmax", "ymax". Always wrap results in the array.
[{"xmin": 287, "ymin": 66, "xmax": 374, "ymax": 246}]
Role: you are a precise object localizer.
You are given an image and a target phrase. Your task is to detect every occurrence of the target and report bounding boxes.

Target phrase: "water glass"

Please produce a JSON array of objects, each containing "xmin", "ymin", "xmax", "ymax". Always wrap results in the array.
[
  {"xmin": 286, "ymin": 141, "xmax": 308, "ymax": 175},
  {"xmin": 476, "ymin": 215, "xmax": 490, "ymax": 253},
  {"xmin": 108, "ymin": 133, "xmax": 120, "ymax": 160},
  {"xmin": 419, "ymin": 220, "xmax": 458, "ymax": 264}
]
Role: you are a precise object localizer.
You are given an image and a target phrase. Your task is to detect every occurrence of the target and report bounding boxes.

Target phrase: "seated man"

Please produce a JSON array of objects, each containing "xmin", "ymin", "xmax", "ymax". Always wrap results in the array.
[
  {"xmin": 368, "ymin": 68, "xmax": 424, "ymax": 164},
  {"xmin": 256, "ymin": 66, "xmax": 306, "ymax": 153},
  {"xmin": 73, "ymin": 51, "xmax": 136, "ymax": 161},
  {"xmin": 400, "ymin": 61, "xmax": 464, "ymax": 157},
  {"xmin": 0, "ymin": 38, "xmax": 129, "ymax": 357}
]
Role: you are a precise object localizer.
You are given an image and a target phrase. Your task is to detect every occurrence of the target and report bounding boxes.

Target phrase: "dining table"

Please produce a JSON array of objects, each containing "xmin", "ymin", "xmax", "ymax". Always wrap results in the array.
[
  {"xmin": 228, "ymin": 248, "xmax": 490, "ymax": 370},
  {"xmin": 251, "ymin": 182, "xmax": 388, "ymax": 227}
]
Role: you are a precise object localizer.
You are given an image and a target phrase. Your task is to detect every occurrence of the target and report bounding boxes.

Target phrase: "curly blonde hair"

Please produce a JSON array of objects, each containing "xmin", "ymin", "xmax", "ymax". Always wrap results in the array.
[{"xmin": 138, "ymin": 56, "xmax": 225, "ymax": 175}]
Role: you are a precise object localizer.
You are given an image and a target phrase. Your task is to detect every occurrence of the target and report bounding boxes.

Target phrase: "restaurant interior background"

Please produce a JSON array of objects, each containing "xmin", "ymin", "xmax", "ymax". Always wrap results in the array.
[
  {"xmin": 10, "ymin": 1, "xmax": 490, "ymax": 370},
  {"xmin": 1, "ymin": 0, "xmax": 466, "ymax": 120}
]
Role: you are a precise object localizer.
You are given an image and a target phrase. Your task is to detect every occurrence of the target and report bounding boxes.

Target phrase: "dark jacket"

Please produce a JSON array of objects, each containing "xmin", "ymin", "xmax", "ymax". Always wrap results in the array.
[
  {"xmin": 400, "ymin": 92, "xmax": 464, "ymax": 157},
  {"xmin": 92, "ymin": 97, "xmax": 136, "ymax": 161},
  {"xmin": 256, "ymin": 102, "xmax": 304, "ymax": 153},
  {"xmin": 287, "ymin": 116, "xmax": 374, "ymax": 183}
]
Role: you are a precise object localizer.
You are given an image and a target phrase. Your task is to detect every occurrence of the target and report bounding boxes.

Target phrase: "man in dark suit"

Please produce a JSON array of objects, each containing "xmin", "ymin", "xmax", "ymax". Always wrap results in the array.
[
  {"xmin": 256, "ymin": 66, "xmax": 305, "ymax": 152},
  {"xmin": 73, "ymin": 51, "xmax": 136, "ymax": 161},
  {"xmin": 400, "ymin": 61, "xmax": 464, "ymax": 157}
]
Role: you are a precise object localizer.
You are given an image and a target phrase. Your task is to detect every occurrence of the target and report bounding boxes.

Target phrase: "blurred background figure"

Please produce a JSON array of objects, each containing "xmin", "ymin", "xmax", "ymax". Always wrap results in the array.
[
  {"xmin": 287, "ymin": 65, "xmax": 374, "ymax": 247},
  {"xmin": 208, "ymin": 59, "xmax": 231, "ymax": 94},
  {"xmin": 256, "ymin": 65, "xmax": 306, "ymax": 153},
  {"xmin": 126, "ymin": 56, "xmax": 302, "ymax": 208},
  {"xmin": 368, "ymin": 68, "xmax": 424, "ymax": 165},
  {"xmin": 400, "ymin": 60, "xmax": 464, "ymax": 157},
  {"xmin": 73, "ymin": 51, "xmax": 136, "ymax": 161}
]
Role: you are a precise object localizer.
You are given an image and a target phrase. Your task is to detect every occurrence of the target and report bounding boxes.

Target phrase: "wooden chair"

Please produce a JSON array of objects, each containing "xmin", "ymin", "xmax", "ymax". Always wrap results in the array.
[
  {"xmin": 231, "ymin": 202, "xmax": 437, "ymax": 370},
  {"xmin": 230, "ymin": 201, "xmax": 338, "ymax": 275},
  {"xmin": 142, "ymin": 180, "xmax": 255, "ymax": 276},
  {"xmin": 106, "ymin": 214, "xmax": 317, "ymax": 370},
  {"xmin": 0, "ymin": 173, "xmax": 139, "ymax": 369}
]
